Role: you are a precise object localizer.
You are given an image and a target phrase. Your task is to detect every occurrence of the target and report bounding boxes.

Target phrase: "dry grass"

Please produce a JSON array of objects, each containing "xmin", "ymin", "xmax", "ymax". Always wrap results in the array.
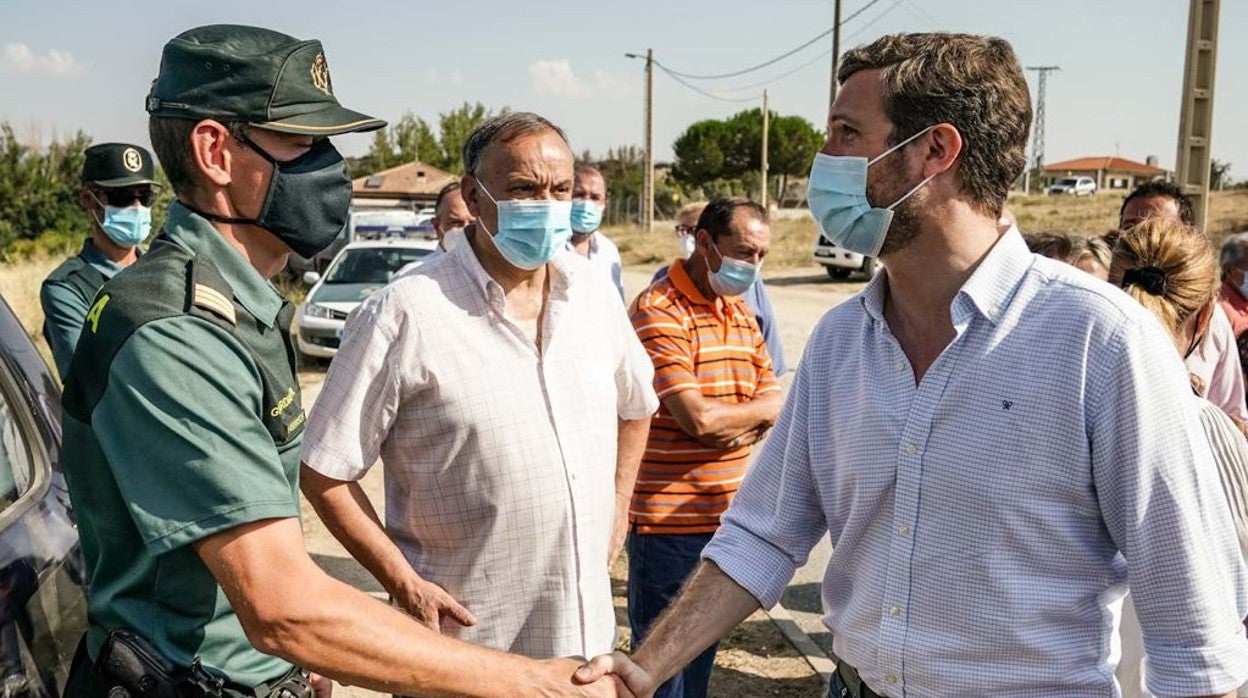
[
  {"xmin": 0, "ymin": 255, "xmax": 59, "ymax": 366},
  {"xmin": 607, "ymin": 190, "xmax": 1248, "ymax": 270}
]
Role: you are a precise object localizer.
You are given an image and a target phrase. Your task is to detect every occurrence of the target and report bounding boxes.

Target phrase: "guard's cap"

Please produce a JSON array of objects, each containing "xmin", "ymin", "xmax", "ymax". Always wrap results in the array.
[
  {"xmin": 145, "ymin": 24, "xmax": 386, "ymax": 136},
  {"xmin": 81, "ymin": 143, "xmax": 159, "ymax": 188}
]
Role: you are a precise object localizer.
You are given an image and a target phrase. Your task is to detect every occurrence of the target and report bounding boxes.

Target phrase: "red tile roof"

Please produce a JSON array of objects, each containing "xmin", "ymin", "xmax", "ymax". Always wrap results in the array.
[{"xmin": 1042, "ymin": 156, "xmax": 1169, "ymax": 175}]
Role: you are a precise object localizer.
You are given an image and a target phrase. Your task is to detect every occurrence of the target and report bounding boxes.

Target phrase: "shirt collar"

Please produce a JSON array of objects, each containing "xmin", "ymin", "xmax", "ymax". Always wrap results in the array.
[
  {"xmin": 78, "ymin": 237, "xmax": 126, "ymax": 275},
  {"xmin": 452, "ymin": 226, "xmax": 575, "ymax": 306},
  {"xmin": 162, "ymin": 201, "xmax": 284, "ymax": 328},
  {"xmin": 668, "ymin": 258, "xmax": 748, "ymax": 314},
  {"xmin": 859, "ymin": 226, "xmax": 1033, "ymax": 327}
]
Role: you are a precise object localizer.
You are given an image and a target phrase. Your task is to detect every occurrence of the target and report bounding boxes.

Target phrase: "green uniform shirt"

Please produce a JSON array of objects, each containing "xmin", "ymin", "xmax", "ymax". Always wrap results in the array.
[
  {"xmin": 40, "ymin": 238, "xmax": 126, "ymax": 379},
  {"xmin": 60, "ymin": 202, "xmax": 303, "ymax": 688}
]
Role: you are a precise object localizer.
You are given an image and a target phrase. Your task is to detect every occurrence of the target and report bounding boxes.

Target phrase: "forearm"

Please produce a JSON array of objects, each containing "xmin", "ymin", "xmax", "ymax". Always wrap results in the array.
[
  {"xmin": 614, "ymin": 417, "xmax": 650, "ymax": 499},
  {"xmin": 631, "ymin": 560, "xmax": 760, "ymax": 685},
  {"xmin": 670, "ymin": 391, "xmax": 783, "ymax": 443},
  {"xmin": 300, "ymin": 465, "xmax": 417, "ymax": 595},
  {"xmin": 276, "ymin": 573, "xmax": 559, "ymax": 696}
]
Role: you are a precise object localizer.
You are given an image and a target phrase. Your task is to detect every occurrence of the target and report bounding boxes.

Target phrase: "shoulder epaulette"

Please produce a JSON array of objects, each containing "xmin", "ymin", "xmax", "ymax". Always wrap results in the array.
[{"xmin": 192, "ymin": 283, "xmax": 237, "ymax": 325}]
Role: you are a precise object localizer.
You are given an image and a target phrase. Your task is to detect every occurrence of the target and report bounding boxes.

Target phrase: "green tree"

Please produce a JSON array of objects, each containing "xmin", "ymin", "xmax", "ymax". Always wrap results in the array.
[
  {"xmin": 1212, "ymin": 159, "xmax": 1232, "ymax": 191},
  {"xmin": 767, "ymin": 115, "xmax": 824, "ymax": 203},
  {"xmin": 671, "ymin": 120, "xmax": 731, "ymax": 188},
  {"xmin": 437, "ymin": 101, "xmax": 505, "ymax": 174},
  {"xmin": 392, "ymin": 113, "xmax": 441, "ymax": 165},
  {"xmin": 0, "ymin": 123, "xmax": 92, "ymax": 255}
]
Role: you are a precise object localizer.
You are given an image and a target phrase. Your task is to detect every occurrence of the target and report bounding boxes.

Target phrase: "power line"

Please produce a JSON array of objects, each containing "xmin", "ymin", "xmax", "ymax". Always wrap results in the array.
[
  {"xmin": 665, "ymin": 0, "xmax": 885, "ymax": 81},
  {"xmin": 653, "ymin": 61, "xmax": 761, "ymax": 103},
  {"xmin": 656, "ymin": 0, "xmax": 906, "ymax": 100}
]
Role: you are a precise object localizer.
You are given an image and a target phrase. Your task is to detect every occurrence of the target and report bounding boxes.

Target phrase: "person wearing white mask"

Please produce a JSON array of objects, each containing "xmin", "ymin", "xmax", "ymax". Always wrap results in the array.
[
  {"xmin": 300, "ymin": 112, "xmax": 658, "ymax": 665},
  {"xmin": 625, "ymin": 196, "xmax": 782, "ymax": 698},
  {"xmin": 430, "ymin": 180, "xmax": 473, "ymax": 252},
  {"xmin": 578, "ymin": 32, "xmax": 1248, "ymax": 698},
  {"xmin": 41, "ymin": 142, "xmax": 158, "ymax": 379},
  {"xmin": 569, "ymin": 164, "xmax": 624, "ymax": 299}
]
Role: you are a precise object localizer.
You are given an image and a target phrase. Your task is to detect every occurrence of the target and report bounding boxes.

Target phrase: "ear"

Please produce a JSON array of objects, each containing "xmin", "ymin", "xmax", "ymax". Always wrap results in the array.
[
  {"xmin": 78, "ymin": 187, "xmax": 97, "ymax": 212},
  {"xmin": 921, "ymin": 122, "xmax": 963, "ymax": 179},
  {"xmin": 188, "ymin": 119, "xmax": 233, "ymax": 188},
  {"xmin": 460, "ymin": 174, "xmax": 483, "ymax": 217}
]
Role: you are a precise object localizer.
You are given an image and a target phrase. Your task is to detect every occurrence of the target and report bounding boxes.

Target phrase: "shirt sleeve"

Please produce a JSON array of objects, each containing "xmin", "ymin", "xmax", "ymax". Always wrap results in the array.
[
  {"xmin": 1089, "ymin": 318, "xmax": 1248, "ymax": 696},
  {"xmin": 300, "ymin": 292, "xmax": 411, "ymax": 481},
  {"xmin": 1196, "ymin": 401, "xmax": 1248, "ymax": 566},
  {"xmin": 92, "ymin": 316, "xmax": 298, "ymax": 555},
  {"xmin": 610, "ymin": 287, "xmax": 659, "ymax": 421},
  {"xmin": 747, "ymin": 279, "xmax": 787, "ymax": 375},
  {"xmin": 629, "ymin": 294, "xmax": 699, "ymax": 399},
  {"xmin": 702, "ymin": 338, "xmax": 827, "ymax": 608},
  {"xmin": 40, "ymin": 280, "xmax": 89, "ymax": 380},
  {"xmin": 1203, "ymin": 308, "xmax": 1248, "ymax": 421}
]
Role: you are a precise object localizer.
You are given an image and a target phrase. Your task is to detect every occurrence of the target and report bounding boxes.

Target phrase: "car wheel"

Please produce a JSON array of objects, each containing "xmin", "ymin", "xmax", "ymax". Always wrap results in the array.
[
  {"xmin": 825, "ymin": 266, "xmax": 852, "ymax": 281},
  {"xmin": 860, "ymin": 257, "xmax": 877, "ymax": 278}
]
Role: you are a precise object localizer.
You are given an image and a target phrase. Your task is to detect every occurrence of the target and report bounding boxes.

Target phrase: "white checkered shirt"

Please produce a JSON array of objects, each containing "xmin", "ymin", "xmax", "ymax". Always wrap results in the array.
[
  {"xmin": 301, "ymin": 235, "xmax": 658, "ymax": 658},
  {"xmin": 703, "ymin": 229, "xmax": 1248, "ymax": 697}
]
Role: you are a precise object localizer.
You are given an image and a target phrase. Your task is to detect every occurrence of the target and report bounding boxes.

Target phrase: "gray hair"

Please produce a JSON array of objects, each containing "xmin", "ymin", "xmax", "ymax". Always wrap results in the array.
[
  {"xmin": 1220, "ymin": 232, "xmax": 1248, "ymax": 270},
  {"xmin": 1072, "ymin": 235, "xmax": 1112, "ymax": 270},
  {"xmin": 462, "ymin": 112, "xmax": 569, "ymax": 176}
]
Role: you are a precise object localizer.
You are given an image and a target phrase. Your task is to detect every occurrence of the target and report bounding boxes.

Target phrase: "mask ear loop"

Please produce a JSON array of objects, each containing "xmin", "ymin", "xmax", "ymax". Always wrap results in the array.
[{"xmin": 867, "ymin": 125, "xmax": 935, "ymax": 167}]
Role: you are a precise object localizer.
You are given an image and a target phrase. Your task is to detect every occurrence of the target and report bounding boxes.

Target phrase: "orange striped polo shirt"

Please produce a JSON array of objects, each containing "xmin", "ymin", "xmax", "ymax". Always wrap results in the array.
[{"xmin": 628, "ymin": 258, "xmax": 779, "ymax": 534}]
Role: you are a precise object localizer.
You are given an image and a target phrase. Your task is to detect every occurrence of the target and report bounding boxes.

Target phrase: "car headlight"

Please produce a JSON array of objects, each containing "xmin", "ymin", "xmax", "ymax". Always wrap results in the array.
[{"xmin": 303, "ymin": 303, "xmax": 335, "ymax": 320}]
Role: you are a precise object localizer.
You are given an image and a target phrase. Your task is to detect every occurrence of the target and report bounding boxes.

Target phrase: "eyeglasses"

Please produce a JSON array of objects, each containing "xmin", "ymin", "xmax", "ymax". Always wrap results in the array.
[
  {"xmin": 94, "ymin": 187, "xmax": 155, "ymax": 207},
  {"xmin": 675, "ymin": 224, "xmax": 695, "ymax": 235}
]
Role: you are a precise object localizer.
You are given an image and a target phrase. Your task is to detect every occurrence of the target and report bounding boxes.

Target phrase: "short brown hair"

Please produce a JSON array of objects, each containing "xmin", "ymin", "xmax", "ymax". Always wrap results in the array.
[
  {"xmin": 1109, "ymin": 218, "xmax": 1218, "ymax": 340},
  {"xmin": 838, "ymin": 33, "xmax": 1032, "ymax": 217},
  {"xmin": 148, "ymin": 116, "xmax": 200, "ymax": 196}
]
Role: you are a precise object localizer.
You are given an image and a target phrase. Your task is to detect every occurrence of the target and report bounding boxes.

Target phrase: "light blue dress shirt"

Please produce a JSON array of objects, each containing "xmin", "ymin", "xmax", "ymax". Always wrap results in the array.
[{"xmin": 704, "ymin": 230, "xmax": 1248, "ymax": 697}]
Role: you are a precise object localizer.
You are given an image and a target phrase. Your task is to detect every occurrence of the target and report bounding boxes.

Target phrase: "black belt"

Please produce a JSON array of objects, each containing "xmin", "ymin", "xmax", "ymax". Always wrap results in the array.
[{"xmin": 836, "ymin": 661, "xmax": 885, "ymax": 698}]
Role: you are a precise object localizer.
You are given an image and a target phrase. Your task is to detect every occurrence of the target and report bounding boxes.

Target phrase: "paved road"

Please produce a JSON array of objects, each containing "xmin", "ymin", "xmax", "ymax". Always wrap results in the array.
[{"xmin": 299, "ymin": 262, "xmax": 864, "ymax": 695}]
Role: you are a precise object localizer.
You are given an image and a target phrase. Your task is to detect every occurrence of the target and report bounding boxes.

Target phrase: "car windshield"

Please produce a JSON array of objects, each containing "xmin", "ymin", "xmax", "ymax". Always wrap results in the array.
[
  {"xmin": 323, "ymin": 247, "xmax": 432, "ymax": 284},
  {"xmin": 1058, "ymin": 178, "xmax": 1079, "ymax": 186}
]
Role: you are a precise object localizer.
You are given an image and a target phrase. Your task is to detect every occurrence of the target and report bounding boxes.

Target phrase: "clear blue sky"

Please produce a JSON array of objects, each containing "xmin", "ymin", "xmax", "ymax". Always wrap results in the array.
[{"xmin": 2, "ymin": 0, "xmax": 1245, "ymax": 178}]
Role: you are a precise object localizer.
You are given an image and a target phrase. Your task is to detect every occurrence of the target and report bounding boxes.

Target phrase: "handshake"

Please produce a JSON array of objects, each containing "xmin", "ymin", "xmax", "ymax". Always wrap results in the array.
[{"xmin": 539, "ymin": 651, "xmax": 659, "ymax": 698}]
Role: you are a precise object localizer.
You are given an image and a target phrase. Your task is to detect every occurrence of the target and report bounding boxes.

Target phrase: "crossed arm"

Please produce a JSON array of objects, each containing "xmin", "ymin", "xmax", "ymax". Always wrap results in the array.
[{"xmin": 662, "ymin": 388, "xmax": 782, "ymax": 450}]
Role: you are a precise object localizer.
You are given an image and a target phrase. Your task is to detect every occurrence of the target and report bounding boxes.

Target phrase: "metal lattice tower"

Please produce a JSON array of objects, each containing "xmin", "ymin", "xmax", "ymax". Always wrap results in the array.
[{"xmin": 1027, "ymin": 66, "xmax": 1061, "ymax": 179}]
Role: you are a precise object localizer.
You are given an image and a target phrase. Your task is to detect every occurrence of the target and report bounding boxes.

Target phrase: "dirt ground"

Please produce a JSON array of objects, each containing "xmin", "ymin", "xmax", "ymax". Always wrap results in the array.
[{"xmin": 297, "ymin": 265, "xmax": 862, "ymax": 697}]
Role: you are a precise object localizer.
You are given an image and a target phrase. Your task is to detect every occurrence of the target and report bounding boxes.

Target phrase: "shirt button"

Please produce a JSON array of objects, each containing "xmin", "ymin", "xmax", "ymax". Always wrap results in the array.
[
  {"xmin": 890, "ymin": 605, "xmax": 901, "ymax": 617},
  {"xmin": 905, "ymin": 444, "xmax": 917, "ymax": 455},
  {"xmin": 885, "ymin": 674, "xmax": 898, "ymax": 685},
  {"xmin": 898, "ymin": 524, "xmax": 910, "ymax": 536},
  {"xmin": 895, "ymin": 361, "xmax": 905, "ymax": 372}
]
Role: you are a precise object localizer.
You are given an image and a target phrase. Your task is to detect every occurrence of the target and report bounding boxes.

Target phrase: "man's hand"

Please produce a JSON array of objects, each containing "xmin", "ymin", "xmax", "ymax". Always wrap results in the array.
[
  {"xmin": 391, "ymin": 574, "xmax": 476, "ymax": 633},
  {"xmin": 541, "ymin": 657, "xmax": 637, "ymax": 697},
  {"xmin": 574, "ymin": 652, "xmax": 655, "ymax": 698}
]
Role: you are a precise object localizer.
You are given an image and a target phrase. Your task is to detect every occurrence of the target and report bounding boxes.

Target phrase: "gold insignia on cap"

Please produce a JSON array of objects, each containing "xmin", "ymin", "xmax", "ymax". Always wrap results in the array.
[
  {"xmin": 122, "ymin": 148, "xmax": 142, "ymax": 173},
  {"xmin": 310, "ymin": 53, "xmax": 332, "ymax": 96}
]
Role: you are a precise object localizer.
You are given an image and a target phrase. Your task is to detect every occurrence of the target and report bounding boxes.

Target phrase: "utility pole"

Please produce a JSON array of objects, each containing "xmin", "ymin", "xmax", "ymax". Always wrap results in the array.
[
  {"xmin": 644, "ymin": 48, "xmax": 655, "ymax": 232},
  {"xmin": 1026, "ymin": 66, "xmax": 1060, "ymax": 194},
  {"xmin": 760, "ymin": 90, "xmax": 770, "ymax": 207},
  {"xmin": 1175, "ymin": 0, "xmax": 1220, "ymax": 231},
  {"xmin": 829, "ymin": 0, "xmax": 842, "ymax": 111}
]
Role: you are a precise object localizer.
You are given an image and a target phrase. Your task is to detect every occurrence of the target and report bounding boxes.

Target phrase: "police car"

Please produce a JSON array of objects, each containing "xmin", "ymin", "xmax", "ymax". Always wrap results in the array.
[
  {"xmin": 295, "ymin": 236, "xmax": 439, "ymax": 359},
  {"xmin": 0, "ymin": 292, "xmax": 87, "ymax": 694},
  {"xmin": 812, "ymin": 232, "xmax": 877, "ymax": 280}
]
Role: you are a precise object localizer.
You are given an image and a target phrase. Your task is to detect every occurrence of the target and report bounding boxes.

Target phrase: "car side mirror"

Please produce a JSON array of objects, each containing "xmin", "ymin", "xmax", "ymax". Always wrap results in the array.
[{"xmin": 303, "ymin": 271, "xmax": 321, "ymax": 285}]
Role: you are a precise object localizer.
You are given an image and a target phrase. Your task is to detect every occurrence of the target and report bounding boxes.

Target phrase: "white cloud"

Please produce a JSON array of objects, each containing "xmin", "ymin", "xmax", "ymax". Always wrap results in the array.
[
  {"xmin": 1, "ymin": 43, "xmax": 81, "ymax": 77},
  {"xmin": 528, "ymin": 60, "xmax": 635, "ymax": 101},
  {"xmin": 529, "ymin": 59, "xmax": 588, "ymax": 99}
]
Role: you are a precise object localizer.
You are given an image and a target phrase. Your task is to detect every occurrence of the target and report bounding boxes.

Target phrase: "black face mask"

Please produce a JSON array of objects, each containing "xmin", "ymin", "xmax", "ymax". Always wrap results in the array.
[{"xmin": 187, "ymin": 132, "xmax": 350, "ymax": 259}]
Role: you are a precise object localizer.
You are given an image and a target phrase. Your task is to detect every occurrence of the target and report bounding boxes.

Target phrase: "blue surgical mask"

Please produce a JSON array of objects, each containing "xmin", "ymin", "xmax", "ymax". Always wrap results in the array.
[
  {"xmin": 570, "ymin": 199, "xmax": 604, "ymax": 233},
  {"xmin": 704, "ymin": 242, "xmax": 760, "ymax": 297},
  {"xmin": 93, "ymin": 197, "xmax": 151, "ymax": 247},
  {"xmin": 806, "ymin": 126, "xmax": 936, "ymax": 257},
  {"xmin": 475, "ymin": 178, "xmax": 572, "ymax": 270}
]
